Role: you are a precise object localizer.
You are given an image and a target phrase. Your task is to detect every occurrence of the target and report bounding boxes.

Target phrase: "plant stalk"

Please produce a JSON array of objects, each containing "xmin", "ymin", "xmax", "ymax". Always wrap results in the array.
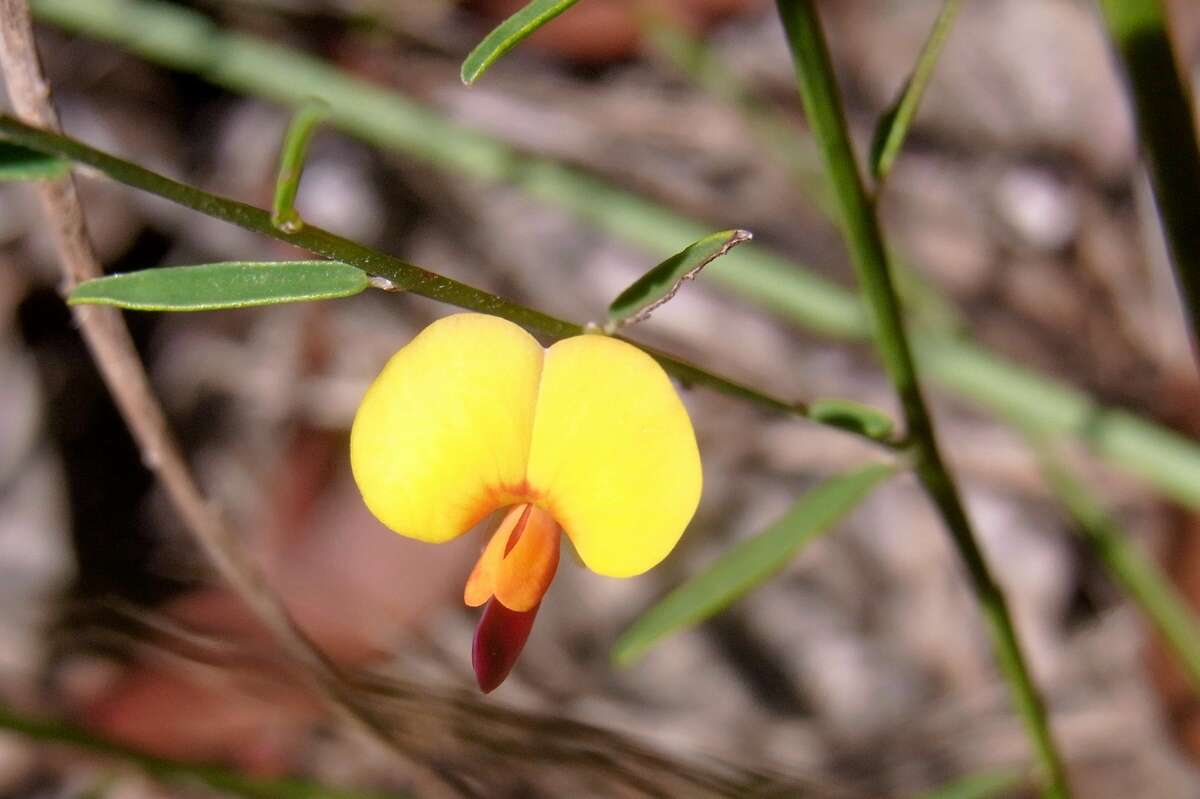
[
  {"xmin": 0, "ymin": 112, "xmax": 836, "ymax": 427},
  {"xmin": 774, "ymin": 2, "xmax": 1071, "ymax": 795}
]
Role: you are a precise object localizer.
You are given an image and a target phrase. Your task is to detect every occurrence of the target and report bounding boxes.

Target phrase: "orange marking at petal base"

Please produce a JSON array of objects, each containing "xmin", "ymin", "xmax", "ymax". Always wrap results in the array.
[{"xmin": 463, "ymin": 504, "xmax": 561, "ymax": 611}]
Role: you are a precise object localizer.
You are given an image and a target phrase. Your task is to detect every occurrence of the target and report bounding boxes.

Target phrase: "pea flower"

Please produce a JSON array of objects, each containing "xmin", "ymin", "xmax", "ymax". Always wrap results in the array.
[{"xmin": 351, "ymin": 313, "xmax": 702, "ymax": 692}]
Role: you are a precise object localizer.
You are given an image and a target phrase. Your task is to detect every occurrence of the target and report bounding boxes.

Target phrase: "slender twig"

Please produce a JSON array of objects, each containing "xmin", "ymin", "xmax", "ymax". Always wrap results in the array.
[
  {"xmin": 773, "ymin": 3, "xmax": 1071, "ymax": 796},
  {"xmin": 0, "ymin": 4, "xmax": 458, "ymax": 795},
  {"xmin": 0, "ymin": 112, "xmax": 905, "ymax": 442},
  {"xmin": 1096, "ymin": 0, "xmax": 1200, "ymax": 373}
]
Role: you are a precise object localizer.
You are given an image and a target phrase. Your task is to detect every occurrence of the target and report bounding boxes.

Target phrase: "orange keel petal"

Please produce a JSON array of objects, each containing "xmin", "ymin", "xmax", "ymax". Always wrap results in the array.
[
  {"xmin": 463, "ymin": 505, "xmax": 529, "ymax": 607},
  {"xmin": 463, "ymin": 504, "xmax": 561, "ymax": 612},
  {"xmin": 493, "ymin": 505, "xmax": 560, "ymax": 612}
]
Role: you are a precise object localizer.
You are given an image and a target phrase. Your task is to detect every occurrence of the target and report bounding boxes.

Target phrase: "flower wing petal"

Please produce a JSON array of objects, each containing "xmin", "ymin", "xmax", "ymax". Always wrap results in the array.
[
  {"xmin": 526, "ymin": 335, "xmax": 702, "ymax": 577},
  {"xmin": 351, "ymin": 314, "xmax": 544, "ymax": 542}
]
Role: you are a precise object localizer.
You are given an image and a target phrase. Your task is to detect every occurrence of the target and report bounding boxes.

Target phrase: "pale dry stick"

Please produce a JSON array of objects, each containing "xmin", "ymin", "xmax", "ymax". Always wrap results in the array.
[{"xmin": 0, "ymin": 3, "xmax": 460, "ymax": 794}]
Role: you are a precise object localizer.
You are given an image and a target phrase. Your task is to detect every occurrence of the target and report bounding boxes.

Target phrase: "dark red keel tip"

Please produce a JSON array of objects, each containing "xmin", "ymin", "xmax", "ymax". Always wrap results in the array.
[{"xmin": 472, "ymin": 597, "xmax": 540, "ymax": 693}]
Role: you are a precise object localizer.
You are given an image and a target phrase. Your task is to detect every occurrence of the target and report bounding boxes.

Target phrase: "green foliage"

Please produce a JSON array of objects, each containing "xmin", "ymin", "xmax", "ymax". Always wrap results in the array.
[
  {"xmin": 1097, "ymin": 0, "xmax": 1200, "ymax": 369},
  {"xmin": 775, "ymin": 2, "xmax": 1069, "ymax": 794},
  {"xmin": 613, "ymin": 464, "xmax": 895, "ymax": 666},
  {"xmin": 916, "ymin": 767, "xmax": 1027, "ymax": 799},
  {"xmin": 807, "ymin": 399, "xmax": 895, "ymax": 441},
  {"xmin": 607, "ymin": 230, "xmax": 751, "ymax": 328},
  {"xmin": 39, "ymin": 1, "xmax": 1200, "ymax": 514},
  {"xmin": 68, "ymin": 261, "xmax": 369, "ymax": 311},
  {"xmin": 272, "ymin": 99, "xmax": 330, "ymax": 232},
  {"xmin": 0, "ymin": 140, "xmax": 68, "ymax": 180},
  {"xmin": 1032, "ymin": 434, "xmax": 1200, "ymax": 693},
  {"xmin": 0, "ymin": 113, "xmax": 827, "ymax": 424},
  {"xmin": 461, "ymin": 0, "xmax": 582, "ymax": 85}
]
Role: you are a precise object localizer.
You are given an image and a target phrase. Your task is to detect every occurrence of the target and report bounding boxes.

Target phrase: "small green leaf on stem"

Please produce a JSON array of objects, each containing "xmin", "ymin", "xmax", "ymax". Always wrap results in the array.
[
  {"xmin": 808, "ymin": 398, "xmax": 895, "ymax": 441},
  {"xmin": 272, "ymin": 98, "xmax": 330, "ymax": 233},
  {"xmin": 68, "ymin": 261, "xmax": 368, "ymax": 311},
  {"xmin": 607, "ymin": 229, "xmax": 752, "ymax": 330},
  {"xmin": 0, "ymin": 140, "xmax": 69, "ymax": 180},
  {"xmin": 613, "ymin": 463, "xmax": 895, "ymax": 666},
  {"xmin": 461, "ymin": 0, "xmax": 582, "ymax": 85},
  {"xmin": 868, "ymin": 0, "xmax": 963, "ymax": 185}
]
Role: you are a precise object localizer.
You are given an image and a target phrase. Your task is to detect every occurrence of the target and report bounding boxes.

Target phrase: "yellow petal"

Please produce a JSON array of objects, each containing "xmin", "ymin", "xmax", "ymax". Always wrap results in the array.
[
  {"xmin": 350, "ymin": 314, "xmax": 544, "ymax": 542},
  {"xmin": 526, "ymin": 334, "xmax": 702, "ymax": 577}
]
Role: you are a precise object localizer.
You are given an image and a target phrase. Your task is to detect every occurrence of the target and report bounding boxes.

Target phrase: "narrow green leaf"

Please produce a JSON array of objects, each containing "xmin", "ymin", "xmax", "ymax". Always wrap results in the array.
[
  {"xmin": 607, "ymin": 229, "xmax": 752, "ymax": 328},
  {"xmin": 915, "ymin": 767, "xmax": 1026, "ymax": 799},
  {"xmin": 0, "ymin": 140, "xmax": 69, "ymax": 180},
  {"xmin": 68, "ymin": 261, "xmax": 368, "ymax": 311},
  {"xmin": 461, "ymin": 0, "xmax": 582, "ymax": 85},
  {"xmin": 868, "ymin": 98, "xmax": 904, "ymax": 180},
  {"xmin": 1029, "ymin": 431, "xmax": 1200, "ymax": 694},
  {"xmin": 868, "ymin": 0, "xmax": 963, "ymax": 184},
  {"xmin": 272, "ymin": 98, "xmax": 330, "ymax": 232},
  {"xmin": 613, "ymin": 464, "xmax": 895, "ymax": 665},
  {"xmin": 808, "ymin": 398, "xmax": 894, "ymax": 441}
]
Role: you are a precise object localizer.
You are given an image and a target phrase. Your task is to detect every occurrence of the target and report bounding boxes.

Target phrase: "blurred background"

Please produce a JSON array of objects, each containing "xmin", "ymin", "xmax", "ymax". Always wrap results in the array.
[{"xmin": 4, "ymin": 0, "xmax": 1200, "ymax": 796}]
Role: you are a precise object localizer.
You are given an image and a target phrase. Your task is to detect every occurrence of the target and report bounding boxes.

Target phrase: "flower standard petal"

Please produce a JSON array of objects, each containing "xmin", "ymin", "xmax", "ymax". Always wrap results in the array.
[
  {"xmin": 526, "ymin": 335, "xmax": 702, "ymax": 578},
  {"xmin": 350, "ymin": 314, "xmax": 544, "ymax": 542}
]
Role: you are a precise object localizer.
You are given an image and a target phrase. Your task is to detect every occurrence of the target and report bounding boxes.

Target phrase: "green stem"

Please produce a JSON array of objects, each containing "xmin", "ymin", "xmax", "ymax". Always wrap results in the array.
[
  {"xmin": 271, "ymin": 98, "xmax": 328, "ymax": 232},
  {"xmin": 643, "ymin": 10, "xmax": 967, "ymax": 336},
  {"xmin": 0, "ymin": 112, "xmax": 837, "ymax": 427},
  {"xmin": 0, "ymin": 704, "xmax": 402, "ymax": 799},
  {"xmin": 1096, "ymin": 0, "xmax": 1200, "ymax": 369},
  {"xmin": 31, "ymin": 0, "xmax": 1200, "ymax": 510},
  {"xmin": 774, "ymin": 3, "xmax": 1070, "ymax": 796}
]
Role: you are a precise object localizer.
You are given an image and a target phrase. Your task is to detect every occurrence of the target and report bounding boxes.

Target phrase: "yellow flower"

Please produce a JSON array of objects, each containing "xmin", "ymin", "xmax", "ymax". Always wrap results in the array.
[{"xmin": 351, "ymin": 313, "xmax": 702, "ymax": 691}]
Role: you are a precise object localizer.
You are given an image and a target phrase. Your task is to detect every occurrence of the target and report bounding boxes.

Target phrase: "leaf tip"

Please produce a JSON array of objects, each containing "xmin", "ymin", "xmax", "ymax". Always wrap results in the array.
[{"xmin": 609, "ymin": 639, "xmax": 640, "ymax": 669}]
